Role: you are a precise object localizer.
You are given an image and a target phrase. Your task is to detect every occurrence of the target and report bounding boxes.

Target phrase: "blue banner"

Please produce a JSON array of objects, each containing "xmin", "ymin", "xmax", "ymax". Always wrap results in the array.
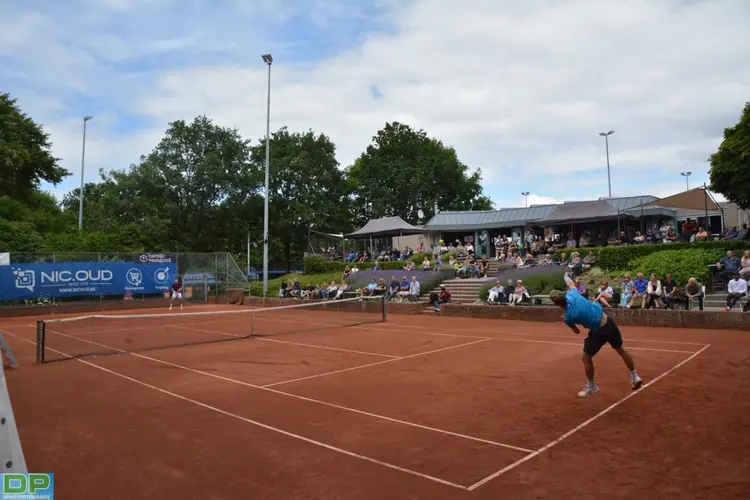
[{"xmin": 0, "ymin": 262, "xmax": 177, "ymax": 301}]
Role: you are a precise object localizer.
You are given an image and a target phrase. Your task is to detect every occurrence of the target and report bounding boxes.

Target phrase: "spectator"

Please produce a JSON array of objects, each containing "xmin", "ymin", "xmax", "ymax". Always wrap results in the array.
[
  {"xmin": 509, "ymin": 280, "xmax": 529, "ymax": 306},
  {"xmin": 372, "ymin": 261, "xmax": 381, "ymax": 271},
  {"xmin": 278, "ymin": 279, "xmax": 288, "ymax": 298},
  {"xmin": 487, "ymin": 280, "xmax": 504, "ymax": 303},
  {"xmin": 594, "ymin": 280, "xmax": 614, "ymax": 308},
  {"xmin": 301, "ymin": 282, "xmax": 314, "ymax": 299},
  {"xmin": 717, "ymin": 251, "xmax": 742, "ymax": 283},
  {"xmin": 289, "ymin": 279, "xmax": 302, "ymax": 299},
  {"xmin": 684, "ymin": 278, "xmax": 704, "ymax": 311},
  {"xmin": 404, "ymin": 260, "xmax": 416, "ymax": 271},
  {"xmin": 566, "ymin": 234, "xmax": 577, "ymax": 248},
  {"xmin": 725, "ymin": 274, "xmax": 747, "ymax": 311},
  {"xmin": 620, "ymin": 274, "xmax": 634, "ymax": 307},
  {"xmin": 317, "ymin": 283, "xmax": 328, "ymax": 299},
  {"xmin": 465, "ymin": 241, "xmax": 475, "ymax": 256},
  {"xmin": 456, "ymin": 242, "xmax": 467, "ymax": 258},
  {"xmin": 629, "ymin": 272, "xmax": 649, "ymax": 308},
  {"xmin": 681, "ymin": 218, "xmax": 697, "ymax": 241},
  {"xmin": 558, "ymin": 252, "xmax": 568, "ymax": 266},
  {"xmin": 646, "ymin": 274, "xmax": 663, "ymax": 309},
  {"xmin": 521, "ymin": 253, "xmax": 535, "ymax": 268},
  {"xmin": 448, "ymin": 255, "xmax": 456, "ymax": 268},
  {"xmin": 661, "ymin": 273, "xmax": 678, "ymax": 309},
  {"xmin": 567, "ymin": 252, "xmax": 583, "ymax": 276},
  {"xmin": 376, "ymin": 279, "xmax": 387, "ymax": 295},
  {"xmin": 695, "ymin": 226, "xmax": 709, "ymax": 241},
  {"xmin": 724, "ymin": 226, "xmax": 739, "ymax": 240},
  {"xmin": 659, "ymin": 221, "xmax": 672, "ymax": 240},
  {"xmin": 416, "ymin": 242, "xmax": 425, "ymax": 253},
  {"xmin": 741, "ymin": 250, "xmax": 750, "ymax": 280},
  {"xmin": 735, "ymin": 223, "xmax": 749, "ymax": 240},
  {"xmin": 582, "ymin": 251, "xmax": 596, "ymax": 271},
  {"xmin": 326, "ymin": 281, "xmax": 338, "ymax": 299},
  {"xmin": 432, "ymin": 284, "xmax": 451, "ymax": 312},
  {"xmin": 645, "ymin": 228, "xmax": 657, "ymax": 244},
  {"xmin": 408, "ymin": 275, "xmax": 420, "ymax": 302},
  {"xmin": 618, "ymin": 231, "xmax": 628, "ymax": 245},
  {"xmin": 634, "ymin": 231, "xmax": 646, "ymax": 244},
  {"xmin": 479, "ymin": 255, "xmax": 489, "ymax": 275},
  {"xmin": 540, "ymin": 254, "xmax": 555, "ymax": 266},
  {"xmin": 386, "ymin": 276, "xmax": 399, "ymax": 301},
  {"xmin": 664, "ymin": 228, "xmax": 677, "ymax": 243},
  {"xmin": 574, "ymin": 277, "xmax": 588, "ymax": 299},
  {"xmin": 396, "ymin": 277, "xmax": 411, "ymax": 301},
  {"xmin": 360, "ymin": 278, "xmax": 378, "ymax": 297},
  {"xmin": 579, "ymin": 231, "xmax": 592, "ymax": 247},
  {"xmin": 351, "ymin": 264, "xmax": 360, "ymax": 274},
  {"xmin": 421, "ymin": 257, "xmax": 431, "ymax": 271},
  {"xmin": 343, "ymin": 266, "xmax": 352, "ymax": 280},
  {"xmin": 333, "ymin": 280, "xmax": 348, "ymax": 300}
]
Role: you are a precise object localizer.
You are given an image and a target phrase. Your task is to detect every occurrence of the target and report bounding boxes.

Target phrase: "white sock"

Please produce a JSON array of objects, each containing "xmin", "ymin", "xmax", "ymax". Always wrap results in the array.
[
  {"xmin": 586, "ymin": 380, "xmax": 595, "ymax": 387},
  {"xmin": 631, "ymin": 370, "xmax": 638, "ymax": 378}
]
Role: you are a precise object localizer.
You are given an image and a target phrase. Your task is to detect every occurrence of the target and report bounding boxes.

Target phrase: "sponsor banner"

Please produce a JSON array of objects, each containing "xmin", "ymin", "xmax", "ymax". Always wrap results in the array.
[
  {"xmin": 0, "ymin": 262, "xmax": 177, "ymax": 301},
  {"xmin": 135, "ymin": 253, "xmax": 176, "ymax": 264},
  {"xmin": 182, "ymin": 272, "xmax": 217, "ymax": 285}
]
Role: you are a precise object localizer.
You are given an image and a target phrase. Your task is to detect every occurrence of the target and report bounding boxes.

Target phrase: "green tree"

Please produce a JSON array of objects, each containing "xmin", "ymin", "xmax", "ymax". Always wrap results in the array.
[
  {"xmin": 347, "ymin": 122, "xmax": 492, "ymax": 225},
  {"xmin": 709, "ymin": 102, "xmax": 750, "ymax": 209},
  {"xmin": 249, "ymin": 127, "xmax": 350, "ymax": 271},
  {"xmin": 0, "ymin": 93, "xmax": 69, "ymax": 200}
]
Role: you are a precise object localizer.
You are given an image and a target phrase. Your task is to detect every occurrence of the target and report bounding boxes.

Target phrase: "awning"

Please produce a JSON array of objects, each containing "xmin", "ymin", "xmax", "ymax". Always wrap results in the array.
[
  {"xmin": 345, "ymin": 216, "xmax": 432, "ymax": 238},
  {"xmin": 538, "ymin": 200, "xmax": 629, "ymax": 226},
  {"xmin": 637, "ymin": 187, "xmax": 721, "ymax": 211},
  {"xmin": 310, "ymin": 229, "xmax": 344, "ymax": 241}
]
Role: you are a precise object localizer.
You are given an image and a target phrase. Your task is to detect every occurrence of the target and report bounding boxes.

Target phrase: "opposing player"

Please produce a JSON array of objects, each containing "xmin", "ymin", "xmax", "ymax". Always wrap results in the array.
[
  {"xmin": 169, "ymin": 279, "xmax": 183, "ymax": 311},
  {"xmin": 549, "ymin": 273, "xmax": 642, "ymax": 397}
]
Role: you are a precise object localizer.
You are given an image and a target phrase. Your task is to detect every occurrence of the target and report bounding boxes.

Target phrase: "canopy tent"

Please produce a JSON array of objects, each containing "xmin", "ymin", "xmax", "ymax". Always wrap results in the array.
[
  {"xmin": 637, "ymin": 187, "xmax": 721, "ymax": 211},
  {"xmin": 310, "ymin": 229, "xmax": 344, "ymax": 240},
  {"xmin": 537, "ymin": 200, "xmax": 632, "ymax": 226},
  {"xmin": 345, "ymin": 216, "xmax": 431, "ymax": 238}
]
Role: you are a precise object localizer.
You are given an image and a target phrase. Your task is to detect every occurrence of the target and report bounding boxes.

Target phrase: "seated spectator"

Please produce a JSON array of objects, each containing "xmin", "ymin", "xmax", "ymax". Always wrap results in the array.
[
  {"xmin": 407, "ymin": 275, "xmax": 420, "ymax": 302},
  {"xmin": 661, "ymin": 273, "xmax": 677, "ymax": 309},
  {"xmin": 401, "ymin": 246, "xmax": 413, "ymax": 260},
  {"xmin": 479, "ymin": 255, "xmax": 489, "ymax": 275},
  {"xmin": 416, "ymin": 242, "xmax": 425, "ymax": 253},
  {"xmin": 574, "ymin": 277, "xmax": 588, "ymax": 299},
  {"xmin": 343, "ymin": 266, "xmax": 352, "ymax": 280},
  {"xmin": 346, "ymin": 251, "xmax": 357, "ymax": 262},
  {"xmin": 289, "ymin": 279, "xmax": 302, "ymax": 299},
  {"xmin": 540, "ymin": 254, "xmax": 555, "ymax": 266},
  {"xmin": 350, "ymin": 264, "xmax": 360, "ymax": 274},
  {"xmin": 582, "ymin": 251, "xmax": 596, "ymax": 270},
  {"xmin": 448, "ymin": 256, "xmax": 457, "ymax": 268},
  {"xmin": 594, "ymin": 280, "xmax": 614, "ymax": 308},
  {"xmin": 333, "ymin": 280, "xmax": 348, "ymax": 300},
  {"xmin": 452, "ymin": 260, "xmax": 460, "ymax": 277},
  {"xmin": 664, "ymin": 228, "xmax": 677, "ymax": 243},
  {"xmin": 513, "ymin": 253, "xmax": 524, "ymax": 268},
  {"xmin": 432, "ymin": 284, "xmax": 451, "ymax": 312},
  {"xmin": 567, "ymin": 252, "xmax": 583, "ymax": 276},
  {"xmin": 659, "ymin": 221, "xmax": 672, "ymax": 240},
  {"xmin": 579, "ymin": 231, "xmax": 591, "ymax": 247},
  {"xmin": 620, "ymin": 274, "xmax": 634, "ymax": 307},
  {"xmin": 301, "ymin": 282, "xmax": 315, "ymax": 299},
  {"xmin": 386, "ymin": 276, "xmax": 399, "ymax": 301},
  {"xmin": 521, "ymin": 253, "xmax": 535, "ymax": 268},
  {"xmin": 633, "ymin": 231, "xmax": 646, "ymax": 244},
  {"xmin": 509, "ymin": 280, "xmax": 529, "ymax": 306},
  {"xmin": 326, "ymin": 281, "xmax": 338, "ymax": 299},
  {"xmin": 376, "ymin": 278, "xmax": 386, "ymax": 294},
  {"xmin": 646, "ymin": 274, "xmax": 663, "ymax": 309},
  {"xmin": 404, "ymin": 260, "xmax": 416, "ymax": 271},
  {"xmin": 391, "ymin": 248, "xmax": 401, "ymax": 261},
  {"xmin": 566, "ymin": 234, "xmax": 577, "ymax": 248},
  {"xmin": 717, "ymin": 251, "xmax": 742, "ymax": 283},
  {"xmin": 695, "ymin": 226, "xmax": 709, "ymax": 241},
  {"xmin": 421, "ymin": 257, "xmax": 431, "ymax": 271},
  {"xmin": 628, "ymin": 272, "xmax": 649, "ymax": 308},
  {"xmin": 316, "ymin": 283, "xmax": 327, "ymax": 299},
  {"xmin": 396, "ymin": 277, "xmax": 411, "ymax": 301},
  {"xmin": 359, "ymin": 278, "xmax": 378, "ymax": 297},
  {"xmin": 735, "ymin": 223, "xmax": 749, "ymax": 240},
  {"xmin": 502, "ymin": 279, "xmax": 514, "ymax": 303},
  {"xmin": 465, "ymin": 242, "xmax": 475, "ymax": 256},
  {"xmin": 372, "ymin": 261, "xmax": 381, "ymax": 271},
  {"xmin": 278, "ymin": 279, "xmax": 289, "ymax": 298},
  {"xmin": 723, "ymin": 226, "xmax": 739, "ymax": 240},
  {"xmin": 456, "ymin": 242, "xmax": 467, "ymax": 258},
  {"xmin": 684, "ymin": 277, "xmax": 704, "ymax": 311},
  {"xmin": 468, "ymin": 257, "xmax": 481, "ymax": 278},
  {"xmin": 487, "ymin": 280, "xmax": 504, "ymax": 303},
  {"xmin": 725, "ymin": 274, "xmax": 748, "ymax": 311},
  {"xmin": 558, "ymin": 252, "xmax": 568, "ymax": 266},
  {"xmin": 741, "ymin": 250, "xmax": 750, "ymax": 280},
  {"xmin": 618, "ymin": 231, "xmax": 628, "ymax": 245},
  {"xmin": 645, "ymin": 228, "xmax": 657, "ymax": 244},
  {"xmin": 357, "ymin": 252, "xmax": 366, "ymax": 263}
]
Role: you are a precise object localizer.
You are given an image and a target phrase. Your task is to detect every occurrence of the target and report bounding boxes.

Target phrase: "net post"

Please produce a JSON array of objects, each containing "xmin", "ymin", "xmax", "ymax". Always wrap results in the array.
[
  {"xmin": 381, "ymin": 293, "xmax": 387, "ymax": 322},
  {"xmin": 251, "ymin": 310, "xmax": 256, "ymax": 336},
  {"xmin": 35, "ymin": 321, "xmax": 45, "ymax": 364}
]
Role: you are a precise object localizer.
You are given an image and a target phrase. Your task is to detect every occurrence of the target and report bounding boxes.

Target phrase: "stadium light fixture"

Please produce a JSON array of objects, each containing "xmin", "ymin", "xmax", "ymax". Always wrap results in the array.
[
  {"xmin": 262, "ymin": 54, "xmax": 272, "ymax": 296},
  {"xmin": 78, "ymin": 116, "xmax": 94, "ymax": 231},
  {"xmin": 521, "ymin": 192, "xmax": 530, "ymax": 208},
  {"xmin": 681, "ymin": 171, "xmax": 692, "ymax": 191},
  {"xmin": 598, "ymin": 130, "xmax": 615, "ymax": 198}
]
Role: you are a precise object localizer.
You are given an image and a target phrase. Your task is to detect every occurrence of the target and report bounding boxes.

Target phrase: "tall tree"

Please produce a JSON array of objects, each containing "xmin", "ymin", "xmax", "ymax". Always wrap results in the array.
[
  {"xmin": 347, "ymin": 122, "xmax": 492, "ymax": 225},
  {"xmin": 0, "ymin": 93, "xmax": 69, "ymax": 200},
  {"xmin": 249, "ymin": 127, "xmax": 350, "ymax": 270},
  {"xmin": 710, "ymin": 102, "xmax": 750, "ymax": 209}
]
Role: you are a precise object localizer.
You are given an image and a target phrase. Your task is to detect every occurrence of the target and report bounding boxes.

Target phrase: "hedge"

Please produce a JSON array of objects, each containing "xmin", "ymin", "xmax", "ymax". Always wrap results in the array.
[
  {"xmin": 629, "ymin": 248, "xmax": 730, "ymax": 286},
  {"xmin": 553, "ymin": 241, "xmax": 747, "ymax": 270}
]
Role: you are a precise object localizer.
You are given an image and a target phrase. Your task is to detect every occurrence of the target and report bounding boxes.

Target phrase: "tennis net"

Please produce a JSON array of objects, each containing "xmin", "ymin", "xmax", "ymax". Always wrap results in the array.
[{"xmin": 36, "ymin": 295, "xmax": 386, "ymax": 363}]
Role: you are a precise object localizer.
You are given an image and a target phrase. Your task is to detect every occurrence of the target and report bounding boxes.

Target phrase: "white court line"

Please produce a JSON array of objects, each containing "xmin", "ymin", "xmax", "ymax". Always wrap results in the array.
[
  {"xmin": 4, "ymin": 331, "xmax": 468, "ymax": 491},
  {"xmin": 262, "ymin": 339, "xmax": 492, "ymax": 388},
  {"xmin": 466, "ymin": 344, "xmax": 712, "ymax": 491},
  {"xmin": 33, "ymin": 326, "xmax": 533, "ymax": 453},
  {"xmin": 485, "ymin": 336, "xmax": 697, "ymax": 354}
]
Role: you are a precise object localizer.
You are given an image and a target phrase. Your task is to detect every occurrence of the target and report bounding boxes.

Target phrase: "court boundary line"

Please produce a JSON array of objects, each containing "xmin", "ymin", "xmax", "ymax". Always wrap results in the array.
[
  {"xmin": 29, "ymin": 326, "xmax": 532, "ymax": 453},
  {"xmin": 2, "ymin": 332, "xmax": 468, "ymax": 491},
  {"xmin": 466, "ymin": 343, "xmax": 712, "ymax": 491}
]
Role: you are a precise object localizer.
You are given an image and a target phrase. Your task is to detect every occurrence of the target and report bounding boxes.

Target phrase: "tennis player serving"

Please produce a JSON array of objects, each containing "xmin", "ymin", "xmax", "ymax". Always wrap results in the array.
[
  {"xmin": 549, "ymin": 273, "xmax": 643, "ymax": 397},
  {"xmin": 169, "ymin": 279, "xmax": 183, "ymax": 311}
]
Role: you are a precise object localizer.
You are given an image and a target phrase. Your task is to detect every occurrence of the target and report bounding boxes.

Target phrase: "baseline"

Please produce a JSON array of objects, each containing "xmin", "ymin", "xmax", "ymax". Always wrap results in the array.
[{"xmin": 466, "ymin": 344, "xmax": 712, "ymax": 491}]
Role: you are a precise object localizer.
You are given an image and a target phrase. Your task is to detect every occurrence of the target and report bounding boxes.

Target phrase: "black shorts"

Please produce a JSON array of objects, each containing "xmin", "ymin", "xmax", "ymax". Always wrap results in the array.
[{"xmin": 583, "ymin": 316, "xmax": 623, "ymax": 356}]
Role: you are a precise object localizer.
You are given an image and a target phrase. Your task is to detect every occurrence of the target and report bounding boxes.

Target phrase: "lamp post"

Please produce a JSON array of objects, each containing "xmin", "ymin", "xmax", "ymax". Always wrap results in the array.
[
  {"xmin": 78, "ymin": 116, "xmax": 93, "ymax": 231},
  {"xmin": 599, "ymin": 130, "xmax": 614, "ymax": 198},
  {"xmin": 261, "ymin": 53, "xmax": 272, "ymax": 296},
  {"xmin": 521, "ymin": 192, "xmax": 530, "ymax": 208},
  {"xmin": 681, "ymin": 171, "xmax": 692, "ymax": 191}
]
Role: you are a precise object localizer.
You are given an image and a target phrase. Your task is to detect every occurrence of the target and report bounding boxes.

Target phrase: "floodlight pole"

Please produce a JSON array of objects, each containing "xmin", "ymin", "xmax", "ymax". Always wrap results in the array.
[
  {"xmin": 681, "ymin": 171, "xmax": 692, "ymax": 191},
  {"xmin": 262, "ymin": 54, "xmax": 272, "ymax": 296},
  {"xmin": 521, "ymin": 192, "xmax": 530, "ymax": 208},
  {"xmin": 78, "ymin": 116, "xmax": 93, "ymax": 230},
  {"xmin": 599, "ymin": 130, "xmax": 614, "ymax": 198}
]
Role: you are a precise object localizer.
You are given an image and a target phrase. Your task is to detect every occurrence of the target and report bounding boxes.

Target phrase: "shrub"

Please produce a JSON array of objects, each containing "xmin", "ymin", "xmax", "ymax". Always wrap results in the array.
[
  {"xmin": 553, "ymin": 241, "xmax": 747, "ymax": 270},
  {"xmin": 303, "ymin": 255, "xmax": 413, "ymax": 274},
  {"xmin": 345, "ymin": 269, "xmax": 451, "ymax": 296},
  {"xmin": 628, "ymin": 249, "xmax": 728, "ymax": 286},
  {"xmin": 478, "ymin": 267, "xmax": 566, "ymax": 300}
]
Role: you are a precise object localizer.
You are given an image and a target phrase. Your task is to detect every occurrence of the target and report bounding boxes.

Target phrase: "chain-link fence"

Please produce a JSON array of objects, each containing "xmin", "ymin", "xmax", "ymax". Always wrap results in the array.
[{"xmin": 0, "ymin": 252, "xmax": 248, "ymax": 307}]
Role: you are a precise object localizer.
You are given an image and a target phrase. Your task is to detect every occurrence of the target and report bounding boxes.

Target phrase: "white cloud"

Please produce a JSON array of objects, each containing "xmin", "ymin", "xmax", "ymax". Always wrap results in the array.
[{"xmin": 3, "ymin": 0, "xmax": 749, "ymax": 205}]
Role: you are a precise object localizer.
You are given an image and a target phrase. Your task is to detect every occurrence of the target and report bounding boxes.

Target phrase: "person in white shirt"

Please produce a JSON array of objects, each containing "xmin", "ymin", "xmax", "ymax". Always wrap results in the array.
[
  {"xmin": 509, "ymin": 280, "xmax": 529, "ymax": 306},
  {"xmin": 646, "ymin": 274, "xmax": 663, "ymax": 309},
  {"xmin": 594, "ymin": 280, "xmax": 614, "ymax": 308},
  {"xmin": 487, "ymin": 281, "xmax": 504, "ymax": 303},
  {"xmin": 725, "ymin": 274, "xmax": 747, "ymax": 311},
  {"xmin": 408, "ymin": 276, "xmax": 420, "ymax": 302}
]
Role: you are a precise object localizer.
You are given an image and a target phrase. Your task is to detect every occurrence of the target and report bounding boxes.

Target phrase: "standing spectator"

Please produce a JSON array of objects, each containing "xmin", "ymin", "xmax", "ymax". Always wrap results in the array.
[
  {"xmin": 629, "ymin": 272, "xmax": 649, "ymax": 308},
  {"xmin": 681, "ymin": 218, "xmax": 697, "ymax": 241},
  {"xmin": 716, "ymin": 251, "xmax": 742, "ymax": 283},
  {"xmin": 487, "ymin": 281, "xmax": 504, "ymax": 303},
  {"xmin": 725, "ymin": 274, "xmax": 748, "ymax": 311},
  {"xmin": 684, "ymin": 278, "xmax": 705, "ymax": 311},
  {"xmin": 594, "ymin": 280, "xmax": 614, "ymax": 308},
  {"xmin": 509, "ymin": 280, "xmax": 530, "ymax": 306},
  {"xmin": 620, "ymin": 274, "xmax": 634, "ymax": 308},
  {"xmin": 646, "ymin": 274, "xmax": 663, "ymax": 309},
  {"xmin": 408, "ymin": 275, "xmax": 420, "ymax": 302},
  {"xmin": 661, "ymin": 273, "xmax": 678, "ymax": 309}
]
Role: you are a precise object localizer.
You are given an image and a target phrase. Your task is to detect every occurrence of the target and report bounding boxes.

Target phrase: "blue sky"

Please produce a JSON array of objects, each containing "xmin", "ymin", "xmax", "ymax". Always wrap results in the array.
[{"xmin": 2, "ymin": 0, "xmax": 749, "ymax": 208}]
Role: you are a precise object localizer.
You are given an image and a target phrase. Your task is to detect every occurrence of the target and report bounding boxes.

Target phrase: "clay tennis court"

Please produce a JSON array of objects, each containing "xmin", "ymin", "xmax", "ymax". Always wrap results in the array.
[{"xmin": 2, "ymin": 301, "xmax": 749, "ymax": 500}]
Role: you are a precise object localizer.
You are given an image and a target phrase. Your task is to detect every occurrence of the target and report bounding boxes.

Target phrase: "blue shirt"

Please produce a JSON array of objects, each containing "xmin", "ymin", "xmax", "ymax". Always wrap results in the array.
[
  {"xmin": 563, "ymin": 289, "xmax": 604, "ymax": 332},
  {"xmin": 633, "ymin": 278, "xmax": 648, "ymax": 294}
]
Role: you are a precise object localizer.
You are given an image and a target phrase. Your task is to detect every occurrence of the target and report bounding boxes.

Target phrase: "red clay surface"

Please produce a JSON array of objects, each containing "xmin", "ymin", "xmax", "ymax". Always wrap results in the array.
[{"xmin": 2, "ymin": 304, "xmax": 749, "ymax": 500}]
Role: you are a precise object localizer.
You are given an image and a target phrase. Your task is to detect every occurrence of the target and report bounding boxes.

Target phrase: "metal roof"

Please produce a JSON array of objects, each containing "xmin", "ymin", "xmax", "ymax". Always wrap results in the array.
[{"xmin": 425, "ymin": 195, "xmax": 669, "ymax": 231}]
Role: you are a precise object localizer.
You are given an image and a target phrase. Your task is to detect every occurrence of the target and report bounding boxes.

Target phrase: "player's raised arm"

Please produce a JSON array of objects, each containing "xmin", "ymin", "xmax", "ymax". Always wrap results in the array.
[{"xmin": 564, "ymin": 272, "xmax": 577, "ymax": 290}]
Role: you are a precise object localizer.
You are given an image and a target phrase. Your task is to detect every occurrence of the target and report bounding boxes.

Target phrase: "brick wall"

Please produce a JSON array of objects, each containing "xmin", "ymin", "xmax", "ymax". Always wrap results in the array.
[
  {"xmin": 241, "ymin": 296, "xmax": 422, "ymax": 315},
  {"xmin": 439, "ymin": 304, "xmax": 750, "ymax": 331}
]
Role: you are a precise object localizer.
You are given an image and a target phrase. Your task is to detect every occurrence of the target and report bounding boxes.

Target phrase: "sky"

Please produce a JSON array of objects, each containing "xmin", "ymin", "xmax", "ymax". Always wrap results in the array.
[{"xmin": 2, "ymin": 0, "xmax": 749, "ymax": 209}]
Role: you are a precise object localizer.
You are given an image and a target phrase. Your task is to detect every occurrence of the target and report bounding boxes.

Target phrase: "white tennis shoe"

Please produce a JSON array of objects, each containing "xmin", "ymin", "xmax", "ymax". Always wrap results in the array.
[
  {"xmin": 578, "ymin": 384, "xmax": 600, "ymax": 398},
  {"xmin": 631, "ymin": 374, "xmax": 643, "ymax": 390}
]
